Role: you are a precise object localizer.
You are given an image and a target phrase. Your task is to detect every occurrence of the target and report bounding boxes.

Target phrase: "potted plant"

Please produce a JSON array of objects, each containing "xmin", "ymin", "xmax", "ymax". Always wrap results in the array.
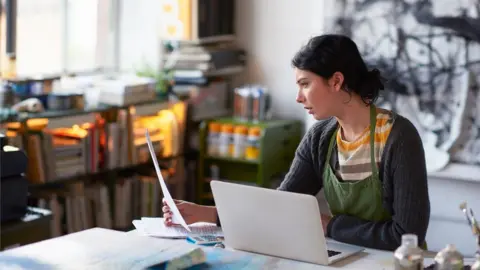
[{"xmin": 135, "ymin": 64, "xmax": 173, "ymax": 98}]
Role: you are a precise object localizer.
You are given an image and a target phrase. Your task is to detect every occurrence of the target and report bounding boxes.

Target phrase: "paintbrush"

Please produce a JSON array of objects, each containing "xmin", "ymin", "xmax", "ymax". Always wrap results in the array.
[
  {"xmin": 470, "ymin": 208, "xmax": 480, "ymax": 236},
  {"xmin": 460, "ymin": 202, "xmax": 474, "ymax": 228},
  {"xmin": 460, "ymin": 201, "xmax": 480, "ymax": 251}
]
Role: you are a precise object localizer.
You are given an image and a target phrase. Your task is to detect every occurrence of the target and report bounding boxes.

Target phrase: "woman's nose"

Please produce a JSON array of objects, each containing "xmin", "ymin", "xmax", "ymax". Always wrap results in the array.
[{"xmin": 296, "ymin": 91, "xmax": 305, "ymax": 103}]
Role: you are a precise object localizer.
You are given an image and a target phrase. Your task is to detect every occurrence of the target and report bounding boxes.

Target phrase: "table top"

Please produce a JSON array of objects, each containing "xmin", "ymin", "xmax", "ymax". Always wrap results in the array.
[{"xmin": 0, "ymin": 227, "xmax": 474, "ymax": 270}]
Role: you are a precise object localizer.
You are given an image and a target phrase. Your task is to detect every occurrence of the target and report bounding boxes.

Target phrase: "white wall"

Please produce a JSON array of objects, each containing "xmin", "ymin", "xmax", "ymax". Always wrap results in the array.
[{"xmin": 235, "ymin": 0, "xmax": 326, "ymax": 126}]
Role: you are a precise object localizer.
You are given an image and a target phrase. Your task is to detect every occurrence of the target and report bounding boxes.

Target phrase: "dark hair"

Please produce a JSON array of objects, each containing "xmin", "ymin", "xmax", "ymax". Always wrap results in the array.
[{"xmin": 291, "ymin": 34, "xmax": 384, "ymax": 105}]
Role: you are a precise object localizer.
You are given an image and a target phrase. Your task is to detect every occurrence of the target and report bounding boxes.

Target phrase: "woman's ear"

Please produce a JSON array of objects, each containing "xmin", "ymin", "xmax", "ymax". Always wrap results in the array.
[{"xmin": 330, "ymin": 72, "xmax": 344, "ymax": 92}]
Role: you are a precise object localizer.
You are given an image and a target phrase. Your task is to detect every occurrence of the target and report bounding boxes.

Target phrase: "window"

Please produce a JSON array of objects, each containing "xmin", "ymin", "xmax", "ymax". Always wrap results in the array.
[
  {"xmin": 10, "ymin": 0, "xmax": 114, "ymax": 78},
  {"xmin": 0, "ymin": 2, "xmax": 5, "ymax": 75},
  {"xmin": 16, "ymin": 0, "xmax": 63, "ymax": 76},
  {"xmin": 65, "ymin": 0, "xmax": 99, "ymax": 72},
  {"xmin": 118, "ymin": 0, "xmax": 161, "ymax": 72}
]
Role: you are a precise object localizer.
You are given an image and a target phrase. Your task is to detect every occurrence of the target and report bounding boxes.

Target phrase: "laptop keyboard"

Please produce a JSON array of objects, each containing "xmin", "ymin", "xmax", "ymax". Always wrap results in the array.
[{"xmin": 327, "ymin": 250, "xmax": 341, "ymax": 257}]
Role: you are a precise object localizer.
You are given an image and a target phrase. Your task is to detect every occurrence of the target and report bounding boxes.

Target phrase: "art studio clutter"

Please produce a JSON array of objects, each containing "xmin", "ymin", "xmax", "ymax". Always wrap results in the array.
[{"xmin": 394, "ymin": 202, "xmax": 480, "ymax": 269}]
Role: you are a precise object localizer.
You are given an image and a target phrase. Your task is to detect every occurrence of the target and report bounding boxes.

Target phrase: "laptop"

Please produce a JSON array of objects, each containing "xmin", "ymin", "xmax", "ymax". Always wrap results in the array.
[{"xmin": 210, "ymin": 180, "xmax": 364, "ymax": 265}]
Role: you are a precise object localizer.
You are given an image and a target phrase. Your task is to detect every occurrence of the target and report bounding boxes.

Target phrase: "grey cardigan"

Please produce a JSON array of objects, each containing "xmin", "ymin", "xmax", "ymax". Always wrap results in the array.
[{"xmin": 277, "ymin": 113, "xmax": 430, "ymax": 251}]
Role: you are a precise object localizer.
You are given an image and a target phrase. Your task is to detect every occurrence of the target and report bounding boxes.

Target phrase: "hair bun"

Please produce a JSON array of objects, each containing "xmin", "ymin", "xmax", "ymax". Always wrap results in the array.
[
  {"xmin": 369, "ymin": 68, "xmax": 380, "ymax": 77},
  {"xmin": 366, "ymin": 68, "xmax": 384, "ymax": 91}
]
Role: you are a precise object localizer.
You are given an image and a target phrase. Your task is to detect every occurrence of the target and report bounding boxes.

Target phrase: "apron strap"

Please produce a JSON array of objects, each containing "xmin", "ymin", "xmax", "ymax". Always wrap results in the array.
[
  {"xmin": 369, "ymin": 105, "xmax": 378, "ymax": 176},
  {"xmin": 325, "ymin": 126, "xmax": 339, "ymax": 168}
]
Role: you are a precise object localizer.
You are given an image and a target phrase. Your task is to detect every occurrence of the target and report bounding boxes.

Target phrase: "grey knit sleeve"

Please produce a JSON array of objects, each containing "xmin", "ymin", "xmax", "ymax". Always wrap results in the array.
[{"xmin": 277, "ymin": 123, "xmax": 323, "ymax": 195}]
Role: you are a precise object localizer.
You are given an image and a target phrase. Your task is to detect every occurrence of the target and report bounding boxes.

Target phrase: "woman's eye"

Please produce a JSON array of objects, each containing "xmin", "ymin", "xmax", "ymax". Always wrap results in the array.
[{"xmin": 301, "ymin": 83, "xmax": 309, "ymax": 88}]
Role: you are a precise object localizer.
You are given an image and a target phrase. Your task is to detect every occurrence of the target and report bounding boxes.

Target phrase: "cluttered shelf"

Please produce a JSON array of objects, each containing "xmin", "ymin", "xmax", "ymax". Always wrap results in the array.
[
  {"xmin": 1, "ymin": 92, "xmax": 187, "ymax": 183},
  {"xmin": 0, "ymin": 105, "xmax": 107, "ymax": 125},
  {"xmin": 196, "ymin": 116, "xmax": 303, "ymax": 204},
  {"xmin": 0, "ymin": 97, "xmax": 176, "ymax": 125},
  {"xmin": 1, "ymin": 79, "xmax": 189, "ymax": 241}
]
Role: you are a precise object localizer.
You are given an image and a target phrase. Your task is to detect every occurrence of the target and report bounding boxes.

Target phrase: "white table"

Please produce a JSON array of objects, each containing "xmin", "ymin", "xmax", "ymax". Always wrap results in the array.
[{"xmin": 0, "ymin": 227, "xmax": 469, "ymax": 269}]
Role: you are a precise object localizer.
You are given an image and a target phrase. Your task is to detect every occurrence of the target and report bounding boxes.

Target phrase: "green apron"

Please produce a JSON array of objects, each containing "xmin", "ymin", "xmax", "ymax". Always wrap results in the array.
[
  {"xmin": 322, "ymin": 105, "xmax": 427, "ymax": 249},
  {"xmin": 323, "ymin": 105, "xmax": 390, "ymax": 222}
]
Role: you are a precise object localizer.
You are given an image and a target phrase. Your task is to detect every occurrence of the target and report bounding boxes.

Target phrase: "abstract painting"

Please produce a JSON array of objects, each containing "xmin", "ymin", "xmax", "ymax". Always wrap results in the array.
[{"xmin": 330, "ymin": 0, "xmax": 480, "ymax": 171}]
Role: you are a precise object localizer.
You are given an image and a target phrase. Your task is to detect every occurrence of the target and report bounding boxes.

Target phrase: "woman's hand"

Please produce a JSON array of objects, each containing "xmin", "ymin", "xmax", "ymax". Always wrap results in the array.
[
  {"xmin": 321, "ymin": 214, "xmax": 332, "ymax": 235},
  {"xmin": 162, "ymin": 199, "xmax": 217, "ymax": 226}
]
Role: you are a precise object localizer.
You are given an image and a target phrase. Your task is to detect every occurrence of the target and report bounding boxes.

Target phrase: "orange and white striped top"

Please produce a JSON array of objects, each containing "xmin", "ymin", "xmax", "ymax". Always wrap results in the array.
[{"xmin": 336, "ymin": 108, "xmax": 395, "ymax": 181}]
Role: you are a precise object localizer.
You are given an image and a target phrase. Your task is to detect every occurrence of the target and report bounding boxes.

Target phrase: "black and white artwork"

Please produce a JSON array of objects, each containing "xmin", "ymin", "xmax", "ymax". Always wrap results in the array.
[{"xmin": 330, "ymin": 0, "xmax": 480, "ymax": 171}]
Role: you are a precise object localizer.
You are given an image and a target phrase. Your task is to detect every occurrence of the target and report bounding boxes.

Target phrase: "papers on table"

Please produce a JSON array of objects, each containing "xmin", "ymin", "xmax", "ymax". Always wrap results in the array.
[
  {"xmin": 132, "ymin": 217, "xmax": 223, "ymax": 239},
  {"xmin": 145, "ymin": 129, "xmax": 191, "ymax": 232}
]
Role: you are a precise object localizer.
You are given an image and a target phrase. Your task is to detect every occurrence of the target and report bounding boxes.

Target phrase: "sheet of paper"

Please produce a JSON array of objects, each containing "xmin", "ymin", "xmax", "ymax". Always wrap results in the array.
[
  {"xmin": 132, "ymin": 218, "xmax": 223, "ymax": 239},
  {"xmin": 145, "ymin": 129, "xmax": 191, "ymax": 231},
  {"xmin": 132, "ymin": 219, "xmax": 186, "ymax": 239}
]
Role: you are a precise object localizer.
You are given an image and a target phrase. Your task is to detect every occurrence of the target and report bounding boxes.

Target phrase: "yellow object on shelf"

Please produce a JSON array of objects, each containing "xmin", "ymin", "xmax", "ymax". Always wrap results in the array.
[
  {"xmin": 207, "ymin": 122, "xmax": 221, "ymax": 156},
  {"xmin": 218, "ymin": 124, "xmax": 234, "ymax": 157},
  {"xmin": 209, "ymin": 122, "xmax": 221, "ymax": 131},
  {"xmin": 232, "ymin": 125, "xmax": 248, "ymax": 159},
  {"xmin": 2, "ymin": 57, "xmax": 17, "ymax": 79},
  {"xmin": 245, "ymin": 126, "xmax": 261, "ymax": 160}
]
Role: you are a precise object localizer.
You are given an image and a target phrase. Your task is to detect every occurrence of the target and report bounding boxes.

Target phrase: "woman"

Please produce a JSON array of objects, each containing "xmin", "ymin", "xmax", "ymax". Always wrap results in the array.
[{"xmin": 163, "ymin": 34, "xmax": 430, "ymax": 251}]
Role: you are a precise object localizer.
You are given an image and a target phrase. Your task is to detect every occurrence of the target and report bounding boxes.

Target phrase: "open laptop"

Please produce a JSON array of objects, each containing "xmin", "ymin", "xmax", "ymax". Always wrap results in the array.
[{"xmin": 210, "ymin": 180, "xmax": 364, "ymax": 265}]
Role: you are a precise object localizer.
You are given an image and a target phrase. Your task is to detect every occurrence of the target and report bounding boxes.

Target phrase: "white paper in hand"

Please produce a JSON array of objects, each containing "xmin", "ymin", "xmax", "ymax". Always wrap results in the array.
[{"xmin": 145, "ymin": 129, "xmax": 191, "ymax": 232}]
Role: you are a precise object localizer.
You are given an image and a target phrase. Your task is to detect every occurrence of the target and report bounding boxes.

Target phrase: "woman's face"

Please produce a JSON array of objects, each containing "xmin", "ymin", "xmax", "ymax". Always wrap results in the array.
[{"xmin": 295, "ymin": 68, "xmax": 343, "ymax": 120}]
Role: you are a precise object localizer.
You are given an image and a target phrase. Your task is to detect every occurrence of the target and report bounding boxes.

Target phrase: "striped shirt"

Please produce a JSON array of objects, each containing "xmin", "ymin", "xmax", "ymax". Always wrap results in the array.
[{"xmin": 335, "ymin": 108, "xmax": 394, "ymax": 181}]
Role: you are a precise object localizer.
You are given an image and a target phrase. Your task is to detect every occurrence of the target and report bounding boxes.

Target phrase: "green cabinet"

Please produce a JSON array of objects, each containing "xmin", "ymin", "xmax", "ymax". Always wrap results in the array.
[{"xmin": 197, "ymin": 118, "xmax": 302, "ymax": 205}]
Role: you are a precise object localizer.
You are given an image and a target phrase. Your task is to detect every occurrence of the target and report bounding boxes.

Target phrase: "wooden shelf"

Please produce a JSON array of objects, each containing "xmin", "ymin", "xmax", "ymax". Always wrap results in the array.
[
  {"xmin": 28, "ymin": 153, "xmax": 184, "ymax": 189},
  {"xmin": 205, "ymin": 155, "xmax": 259, "ymax": 165},
  {"xmin": 1, "ymin": 97, "xmax": 172, "ymax": 125}
]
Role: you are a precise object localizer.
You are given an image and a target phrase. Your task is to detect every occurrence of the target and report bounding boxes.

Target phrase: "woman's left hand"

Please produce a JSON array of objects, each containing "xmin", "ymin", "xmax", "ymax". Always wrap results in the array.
[{"xmin": 321, "ymin": 214, "xmax": 332, "ymax": 235}]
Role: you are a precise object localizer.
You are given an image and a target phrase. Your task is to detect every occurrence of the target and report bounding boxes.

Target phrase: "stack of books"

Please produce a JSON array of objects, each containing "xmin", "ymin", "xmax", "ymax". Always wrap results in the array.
[{"xmin": 164, "ymin": 42, "xmax": 246, "ymax": 95}]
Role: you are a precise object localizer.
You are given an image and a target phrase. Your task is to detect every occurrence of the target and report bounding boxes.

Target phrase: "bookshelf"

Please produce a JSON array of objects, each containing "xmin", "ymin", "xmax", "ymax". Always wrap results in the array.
[
  {"xmin": 0, "ymin": 98, "xmax": 188, "ymax": 238},
  {"xmin": 159, "ymin": 0, "xmax": 247, "ymax": 198}
]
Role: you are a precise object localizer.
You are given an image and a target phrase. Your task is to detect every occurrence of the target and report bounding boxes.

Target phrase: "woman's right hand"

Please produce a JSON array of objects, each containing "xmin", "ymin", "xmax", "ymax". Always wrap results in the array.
[{"xmin": 162, "ymin": 199, "xmax": 218, "ymax": 226}]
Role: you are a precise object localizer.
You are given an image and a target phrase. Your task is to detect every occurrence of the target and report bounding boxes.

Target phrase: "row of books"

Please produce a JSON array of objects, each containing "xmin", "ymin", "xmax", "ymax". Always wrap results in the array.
[
  {"xmin": 2, "ymin": 109, "xmax": 179, "ymax": 184},
  {"xmin": 32, "ymin": 173, "xmax": 168, "ymax": 237},
  {"xmin": 22, "ymin": 126, "xmax": 95, "ymax": 183}
]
